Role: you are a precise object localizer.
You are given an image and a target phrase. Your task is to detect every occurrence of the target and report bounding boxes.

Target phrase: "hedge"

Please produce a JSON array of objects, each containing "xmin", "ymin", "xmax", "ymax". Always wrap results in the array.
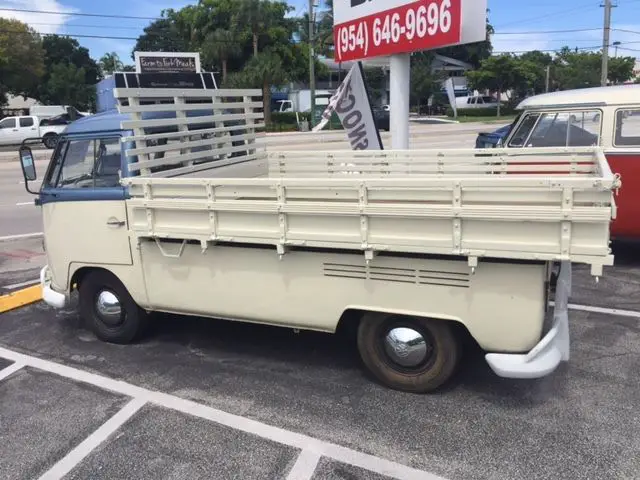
[{"xmin": 446, "ymin": 106, "xmax": 515, "ymax": 117}]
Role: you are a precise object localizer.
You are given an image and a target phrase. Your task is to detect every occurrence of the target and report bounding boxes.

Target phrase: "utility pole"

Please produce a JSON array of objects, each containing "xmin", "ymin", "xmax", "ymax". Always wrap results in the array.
[
  {"xmin": 601, "ymin": 0, "xmax": 615, "ymax": 87},
  {"xmin": 545, "ymin": 65, "xmax": 551, "ymax": 92},
  {"xmin": 308, "ymin": 0, "xmax": 316, "ymax": 128}
]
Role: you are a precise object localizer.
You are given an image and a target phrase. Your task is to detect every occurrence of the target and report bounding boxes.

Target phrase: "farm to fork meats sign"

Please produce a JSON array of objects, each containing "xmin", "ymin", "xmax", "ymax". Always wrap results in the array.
[{"xmin": 334, "ymin": 0, "xmax": 487, "ymax": 61}]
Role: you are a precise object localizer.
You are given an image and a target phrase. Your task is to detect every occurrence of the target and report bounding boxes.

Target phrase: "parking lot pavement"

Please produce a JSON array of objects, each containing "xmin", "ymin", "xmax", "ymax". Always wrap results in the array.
[{"xmin": 1, "ymin": 255, "xmax": 640, "ymax": 480}]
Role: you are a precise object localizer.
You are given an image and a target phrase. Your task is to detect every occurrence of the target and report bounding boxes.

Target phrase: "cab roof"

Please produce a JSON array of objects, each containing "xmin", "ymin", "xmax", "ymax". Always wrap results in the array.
[{"xmin": 516, "ymin": 84, "xmax": 640, "ymax": 111}]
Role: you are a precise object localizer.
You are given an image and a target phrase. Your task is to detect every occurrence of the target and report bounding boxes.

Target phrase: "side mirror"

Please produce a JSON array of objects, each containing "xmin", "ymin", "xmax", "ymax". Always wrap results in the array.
[{"xmin": 19, "ymin": 146, "xmax": 38, "ymax": 194}]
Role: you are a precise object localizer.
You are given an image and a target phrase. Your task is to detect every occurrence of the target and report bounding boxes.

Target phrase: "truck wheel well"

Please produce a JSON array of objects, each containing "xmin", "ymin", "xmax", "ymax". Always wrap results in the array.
[
  {"xmin": 336, "ymin": 308, "xmax": 473, "ymax": 344},
  {"xmin": 70, "ymin": 267, "xmax": 112, "ymax": 291}
]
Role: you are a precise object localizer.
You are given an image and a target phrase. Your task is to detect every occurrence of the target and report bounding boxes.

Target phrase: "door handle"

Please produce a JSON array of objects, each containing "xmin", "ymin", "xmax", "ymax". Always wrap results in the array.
[{"xmin": 106, "ymin": 219, "xmax": 125, "ymax": 227}]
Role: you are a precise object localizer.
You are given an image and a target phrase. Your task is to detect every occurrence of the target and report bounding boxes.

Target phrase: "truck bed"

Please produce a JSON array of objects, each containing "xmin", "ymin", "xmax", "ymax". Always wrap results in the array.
[{"xmin": 115, "ymin": 87, "xmax": 619, "ymax": 276}]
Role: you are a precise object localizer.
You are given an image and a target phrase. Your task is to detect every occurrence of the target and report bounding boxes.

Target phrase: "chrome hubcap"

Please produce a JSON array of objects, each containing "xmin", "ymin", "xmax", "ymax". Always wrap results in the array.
[
  {"xmin": 383, "ymin": 327, "xmax": 429, "ymax": 368},
  {"xmin": 96, "ymin": 290, "xmax": 122, "ymax": 325}
]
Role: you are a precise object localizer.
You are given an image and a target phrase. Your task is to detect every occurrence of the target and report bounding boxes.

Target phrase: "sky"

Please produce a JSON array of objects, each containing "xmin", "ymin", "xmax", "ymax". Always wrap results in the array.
[{"xmin": 1, "ymin": 0, "xmax": 640, "ymax": 64}]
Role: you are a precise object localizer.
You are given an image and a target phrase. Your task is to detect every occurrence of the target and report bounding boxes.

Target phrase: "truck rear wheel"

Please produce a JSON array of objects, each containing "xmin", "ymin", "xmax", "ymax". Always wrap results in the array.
[
  {"xmin": 79, "ymin": 270, "xmax": 148, "ymax": 344},
  {"xmin": 357, "ymin": 313, "xmax": 461, "ymax": 393}
]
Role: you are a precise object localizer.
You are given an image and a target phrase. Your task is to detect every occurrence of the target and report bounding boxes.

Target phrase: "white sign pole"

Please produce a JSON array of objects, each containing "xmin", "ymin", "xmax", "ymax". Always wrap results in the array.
[{"xmin": 390, "ymin": 53, "xmax": 411, "ymax": 149}]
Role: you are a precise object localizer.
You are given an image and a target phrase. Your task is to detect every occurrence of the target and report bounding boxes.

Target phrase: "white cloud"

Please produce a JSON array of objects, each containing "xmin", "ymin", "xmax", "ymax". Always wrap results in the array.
[{"xmin": 0, "ymin": 0, "xmax": 77, "ymax": 34}]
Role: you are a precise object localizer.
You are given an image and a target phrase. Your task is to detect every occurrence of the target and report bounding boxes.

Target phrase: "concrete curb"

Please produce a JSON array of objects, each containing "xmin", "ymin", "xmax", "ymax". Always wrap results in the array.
[{"xmin": 0, "ymin": 284, "xmax": 42, "ymax": 313}]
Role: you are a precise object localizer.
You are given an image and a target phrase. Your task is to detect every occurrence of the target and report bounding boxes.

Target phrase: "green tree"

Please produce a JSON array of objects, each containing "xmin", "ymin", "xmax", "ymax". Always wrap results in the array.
[
  {"xmin": 201, "ymin": 29, "xmax": 242, "ymax": 83},
  {"xmin": 132, "ymin": 16, "xmax": 190, "ymax": 56},
  {"xmin": 0, "ymin": 18, "xmax": 45, "ymax": 100},
  {"xmin": 608, "ymin": 56, "xmax": 636, "ymax": 85},
  {"xmin": 410, "ymin": 52, "xmax": 445, "ymax": 109},
  {"xmin": 99, "ymin": 52, "xmax": 124, "ymax": 75},
  {"xmin": 45, "ymin": 63, "xmax": 95, "ymax": 109},
  {"xmin": 467, "ymin": 54, "xmax": 534, "ymax": 116},
  {"xmin": 31, "ymin": 35, "xmax": 101, "ymax": 110}
]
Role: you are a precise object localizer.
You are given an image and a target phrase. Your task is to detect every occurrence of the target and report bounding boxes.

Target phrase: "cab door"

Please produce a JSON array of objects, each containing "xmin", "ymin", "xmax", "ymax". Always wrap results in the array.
[
  {"xmin": 39, "ymin": 134, "xmax": 132, "ymax": 290},
  {"xmin": 607, "ymin": 108, "xmax": 640, "ymax": 239}
]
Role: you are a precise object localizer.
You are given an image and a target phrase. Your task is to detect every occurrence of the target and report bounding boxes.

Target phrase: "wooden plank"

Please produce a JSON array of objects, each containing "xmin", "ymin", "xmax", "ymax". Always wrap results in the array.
[
  {"xmin": 118, "ymin": 101, "xmax": 263, "ymax": 114},
  {"xmin": 121, "ymin": 112, "xmax": 264, "ymax": 130},
  {"xmin": 149, "ymin": 153, "xmax": 268, "ymax": 178},
  {"xmin": 126, "ymin": 122, "xmax": 266, "ymax": 143},
  {"xmin": 129, "ymin": 141, "xmax": 262, "ymax": 172},
  {"xmin": 114, "ymin": 88, "xmax": 261, "ymax": 98},
  {"xmin": 126, "ymin": 132, "xmax": 266, "ymax": 157}
]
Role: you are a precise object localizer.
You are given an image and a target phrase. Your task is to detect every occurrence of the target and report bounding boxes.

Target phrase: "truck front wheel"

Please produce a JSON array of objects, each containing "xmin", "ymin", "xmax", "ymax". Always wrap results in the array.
[
  {"xmin": 357, "ymin": 313, "xmax": 461, "ymax": 393},
  {"xmin": 79, "ymin": 270, "xmax": 149, "ymax": 344}
]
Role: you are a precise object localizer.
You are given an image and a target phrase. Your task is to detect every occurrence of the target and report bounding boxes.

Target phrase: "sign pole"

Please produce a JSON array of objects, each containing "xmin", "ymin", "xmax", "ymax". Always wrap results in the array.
[{"xmin": 390, "ymin": 53, "xmax": 411, "ymax": 150}]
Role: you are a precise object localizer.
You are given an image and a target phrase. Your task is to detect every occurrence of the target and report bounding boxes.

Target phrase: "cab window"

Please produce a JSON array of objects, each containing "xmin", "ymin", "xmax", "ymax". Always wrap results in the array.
[
  {"xmin": 0, "ymin": 118, "xmax": 16, "ymax": 129},
  {"xmin": 614, "ymin": 109, "xmax": 640, "ymax": 147},
  {"xmin": 45, "ymin": 137, "xmax": 122, "ymax": 189},
  {"xmin": 508, "ymin": 110, "xmax": 600, "ymax": 148}
]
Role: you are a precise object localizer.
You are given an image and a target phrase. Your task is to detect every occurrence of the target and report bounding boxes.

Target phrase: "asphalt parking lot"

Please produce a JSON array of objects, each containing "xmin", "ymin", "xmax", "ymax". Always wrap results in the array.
[{"xmin": 1, "ymin": 240, "xmax": 639, "ymax": 480}]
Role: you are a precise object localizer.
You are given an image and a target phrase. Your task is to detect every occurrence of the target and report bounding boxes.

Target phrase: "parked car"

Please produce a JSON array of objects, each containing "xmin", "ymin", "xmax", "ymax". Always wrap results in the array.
[
  {"xmin": 0, "ymin": 115, "xmax": 67, "ymax": 149},
  {"xmin": 372, "ymin": 106, "xmax": 390, "ymax": 131},
  {"xmin": 475, "ymin": 123, "xmax": 514, "ymax": 148}
]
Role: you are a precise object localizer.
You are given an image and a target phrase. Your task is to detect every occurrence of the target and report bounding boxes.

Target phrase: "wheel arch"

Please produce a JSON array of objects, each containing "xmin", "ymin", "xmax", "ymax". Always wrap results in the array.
[{"xmin": 336, "ymin": 307, "xmax": 472, "ymax": 342}]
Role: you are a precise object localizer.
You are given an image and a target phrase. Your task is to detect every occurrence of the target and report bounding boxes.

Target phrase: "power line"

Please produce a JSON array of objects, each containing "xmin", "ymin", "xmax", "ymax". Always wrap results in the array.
[
  {"xmin": 27, "ymin": 22, "xmax": 142, "ymax": 30},
  {"xmin": 0, "ymin": 7, "xmax": 159, "ymax": 20}
]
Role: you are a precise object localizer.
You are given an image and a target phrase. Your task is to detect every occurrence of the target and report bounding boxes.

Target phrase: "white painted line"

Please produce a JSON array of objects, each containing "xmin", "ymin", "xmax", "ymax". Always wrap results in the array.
[
  {"xmin": 0, "ymin": 346, "xmax": 447, "ymax": 480},
  {"xmin": 286, "ymin": 449, "xmax": 322, "ymax": 480},
  {"xmin": 37, "ymin": 398, "xmax": 146, "ymax": 480},
  {"xmin": 567, "ymin": 303, "xmax": 640, "ymax": 319},
  {"xmin": 2, "ymin": 279, "xmax": 39, "ymax": 290},
  {"xmin": 15, "ymin": 201, "xmax": 33, "ymax": 206},
  {"xmin": 0, "ymin": 361, "xmax": 25, "ymax": 382},
  {"xmin": 0, "ymin": 232, "xmax": 43, "ymax": 242}
]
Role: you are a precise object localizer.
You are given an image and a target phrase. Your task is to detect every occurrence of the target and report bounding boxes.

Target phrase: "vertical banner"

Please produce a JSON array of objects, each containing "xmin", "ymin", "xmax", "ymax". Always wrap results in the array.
[
  {"xmin": 444, "ymin": 77, "xmax": 457, "ymax": 119},
  {"xmin": 313, "ymin": 62, "xmax": 383, "ymax": 151}
]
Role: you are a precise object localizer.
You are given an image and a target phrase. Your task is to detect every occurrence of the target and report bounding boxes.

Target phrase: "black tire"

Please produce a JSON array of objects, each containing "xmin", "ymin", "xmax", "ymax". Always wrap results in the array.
[
  {"xmin": 357, "ymin": 313, "xmax": 461, "ymax": 393},
  {"xmin": 79, "ymin": 270, "xmax": 149, "ymax": 344},
  {"xmin": 43, "ymin": 134, "xmax": 58, "ymax": 149}
]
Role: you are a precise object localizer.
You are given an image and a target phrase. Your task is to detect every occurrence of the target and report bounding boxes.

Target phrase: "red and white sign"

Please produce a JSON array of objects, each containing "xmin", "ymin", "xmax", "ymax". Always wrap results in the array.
[{"xmin": 333, "ymin": 0, "xmax": 487, "ymax": 62}]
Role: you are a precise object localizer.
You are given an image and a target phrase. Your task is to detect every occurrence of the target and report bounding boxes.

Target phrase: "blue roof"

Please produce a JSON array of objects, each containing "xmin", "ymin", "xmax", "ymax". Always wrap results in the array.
[{"xmin": 64, "ymin": 109, "xmax": 130, "ymax": 135}]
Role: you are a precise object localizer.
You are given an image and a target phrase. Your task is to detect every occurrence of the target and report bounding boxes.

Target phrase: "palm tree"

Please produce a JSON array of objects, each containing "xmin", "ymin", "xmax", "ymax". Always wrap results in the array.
[
  {"xmin": 99, "ymin": 52, "xmax": 124, "ymax": 75},
  {"xmin": 202, "ymin": 28, "xmax": 241, "ymax": 83},
  {"xmin": 233, "ymin": 0, "xmax": 263, "ymax": 57}
]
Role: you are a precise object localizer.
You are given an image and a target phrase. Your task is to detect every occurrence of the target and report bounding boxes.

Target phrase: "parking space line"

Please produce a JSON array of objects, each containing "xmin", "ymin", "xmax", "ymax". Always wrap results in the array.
[
  {"xmin": 0, "ymin": 361, "xmax": 25, "ymax": 382},
  {"xmin": 37, "ymin": 398, "xmax": 146, "ymax": 480},
  {"xmin": 0, "ymin": 232, "xmax": 43, "ymax": 242},
  {"xmin": 0, "ymin": 346, "xmax": 447, "ymax": 480},
  {"xmin": 550, "ymin": 301, "xmax": 640, "ymax": 319},
  {"xmin": 0, "ymin": 285, "xmax": 42, "ymax": 314},
  {"xmin": 286, "ymin": 449, "xmax": 322, "ymax": 480}
]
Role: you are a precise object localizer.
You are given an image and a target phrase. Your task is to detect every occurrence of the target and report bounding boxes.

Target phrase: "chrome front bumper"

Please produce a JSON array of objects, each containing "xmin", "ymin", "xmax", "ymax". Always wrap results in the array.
[
  {"xmin": 485, "ymin": 261, "xmax": 572, "ymax": 379},
  {"xmin": 40, "ymin": 266, "xmax": 67, "ymax": 309}
]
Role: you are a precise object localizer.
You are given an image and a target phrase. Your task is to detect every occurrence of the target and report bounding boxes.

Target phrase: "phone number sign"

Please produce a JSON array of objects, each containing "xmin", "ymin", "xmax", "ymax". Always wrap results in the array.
[{"xmin": 333, "ymin": 0, "xmax": 487, "ymax": 62}]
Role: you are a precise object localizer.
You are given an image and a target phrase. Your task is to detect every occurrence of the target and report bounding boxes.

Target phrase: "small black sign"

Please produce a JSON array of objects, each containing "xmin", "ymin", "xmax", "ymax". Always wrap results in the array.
[
  {"xmin": 114, "ymin": 72, "xmax": 217, "ymax": 89},
  {"xmin": 138, "ymin": 55, "xmax": 198, "ymax": 73}
]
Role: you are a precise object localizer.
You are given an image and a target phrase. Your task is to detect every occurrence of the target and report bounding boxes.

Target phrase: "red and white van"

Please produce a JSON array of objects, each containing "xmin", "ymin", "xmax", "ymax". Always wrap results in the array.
[{"xmin": 498, "ymin": 85, "xmax": 640, "ymax": 239}]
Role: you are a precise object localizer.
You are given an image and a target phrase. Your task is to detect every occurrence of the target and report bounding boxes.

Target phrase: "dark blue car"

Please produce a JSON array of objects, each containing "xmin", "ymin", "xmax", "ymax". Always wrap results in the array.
[{"xmin": 475, "ymin": 123, "xmax": 513, "ymax": 148}]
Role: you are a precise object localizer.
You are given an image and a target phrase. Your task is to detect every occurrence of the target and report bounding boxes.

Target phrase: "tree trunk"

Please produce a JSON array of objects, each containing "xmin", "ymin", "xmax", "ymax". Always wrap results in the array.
[
  {"xmin": 497, "ymin": 88, "xmax": 501, "ymax": 117},
  {"xmin": 222, "ymin": 60, "xmax": 228, "ymax": 84},
  {"xmin": 263, "ymin": 81, "xmax": 272, "ymax": 125},
  {"xmin": 253, "ymin": 33, "xmax": 258, "ymax": 57}
]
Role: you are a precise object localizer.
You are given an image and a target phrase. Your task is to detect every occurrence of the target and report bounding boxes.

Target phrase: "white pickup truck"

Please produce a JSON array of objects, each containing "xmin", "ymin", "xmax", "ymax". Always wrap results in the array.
[
  {"xmin": 17, "ymin": 80, "xmax": 620, "ymax": 393},
  {"xmin": 0, "ymin": 115, "xmax": 67, "ymax": 148}
]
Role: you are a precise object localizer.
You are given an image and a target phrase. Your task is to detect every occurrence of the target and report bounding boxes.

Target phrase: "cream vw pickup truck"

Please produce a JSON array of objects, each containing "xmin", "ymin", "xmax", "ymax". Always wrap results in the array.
[{"xmin": 18, "ymin": 74, "xmax": 619, "ymax": 393}]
